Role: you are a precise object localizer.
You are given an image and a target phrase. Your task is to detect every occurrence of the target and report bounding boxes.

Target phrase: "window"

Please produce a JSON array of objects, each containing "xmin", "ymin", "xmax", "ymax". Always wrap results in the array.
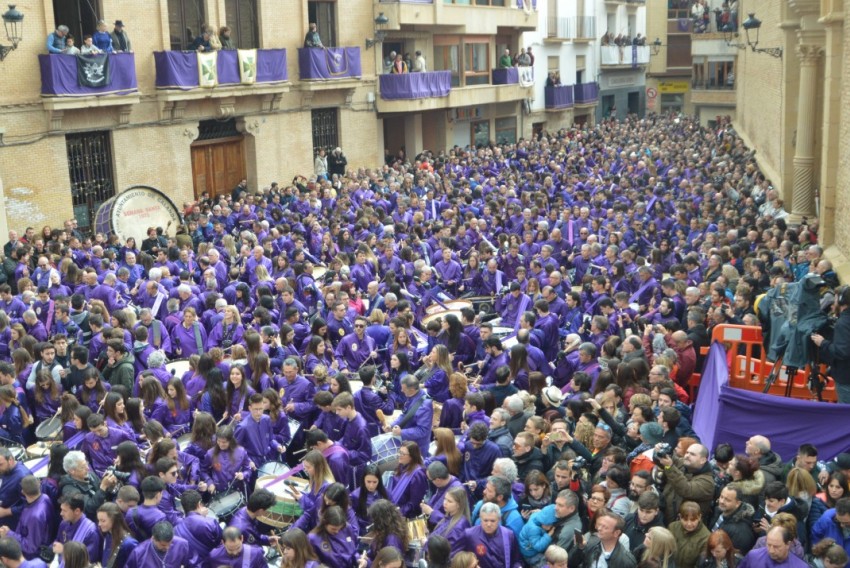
[
  {"xmin": 495, "ymin": 117, "xmax": 516, "ymax": 144},
  {"xmin": 308, "ymin": 1, "xmax": 337, "ymax": 48},
  {"xmin": 694, "ymin": 60, "xmax": 734, "ymax": 89},
  {"xmin": 168, "ymin": 0, "xmax": 206, "ymax": 51},
  {"xmin": 464, "ymin": 42, "xmax": 490, "ymax": 85},
  {"xmin": 547, "ymin": 56, "xmax": 559, "ymax": 74},
  {"xmin": 666, "ymin": 34, "xmax": 691, "ymax": 68},
  {"xmin": 311, "ymin": 108, "xmax": 339, "ymax": 155},
  {"xmin": 434, "ymin": 38, "xmax": 461, "ymax": 87},
  {"xmin": 660, "ymin": 93, "xmax": 684, "ymax": 113},
  {"xmin": 225, "ymin": 0, "xmax": 258, "ymax": 49},
  {"xmin": 471, "ymin": 120, "xmax": 490, "ymax": 147},
  {"xmin": 53, "ymin": 0, "xmax": 100, "ymax": 47},
  {"xmin": 67, "ymin": 132, "xmax": 115, "ymax": 233}
]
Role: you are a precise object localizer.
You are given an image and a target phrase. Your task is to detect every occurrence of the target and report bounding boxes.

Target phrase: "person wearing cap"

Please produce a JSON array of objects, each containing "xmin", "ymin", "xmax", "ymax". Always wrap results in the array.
[
  {"xmin": 111, "ymin": 20, "xmax": 131, "ymax": 52},
  {"xmin": 627, "ymin": 422, "xmax": 665, "ymax": 475}
]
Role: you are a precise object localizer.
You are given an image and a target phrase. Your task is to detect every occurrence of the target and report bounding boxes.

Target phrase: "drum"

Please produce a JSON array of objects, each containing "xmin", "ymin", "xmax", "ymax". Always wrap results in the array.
[
  {"xmin": 1, "ymin": 445, "xmax": 25, "ymax": 462},
  {"xmin": 288, "ymin": 418, "xmax": 302, "ymax": 441},
  {"xmin": 26, "ymin": 441, "xmax": 57, "ymax": 459},
  {"xmin": 424, "ymin": 300, "xmax": 473, "ymax": 316},
  {"xmin": 491, "ymin": 326, "xmax": 513, "ymax": 339},
  {"xmin": 176, "ymin": 433, "xmax": 192, "ymax": 451},
  {"xmin": 312, "ymin": 266, "xmax": 328, "ymax": 281},
  {"xmin": 207, "ymin": 490, "xmax": 245, "ymax": 521},
  {"xmin": 255, "ymin": 475, "xmax": 309, "ymax": 529},
  {"xmin": 258, "ymin": 461, "xmax": 290, "ymax": 478},
  {"xmin": 501, "ymin": 334, "xmax": 519, "ymax": 350},
  {"xmin": 421, "ymin": 310, "xmax": 462, "ymax": 328},
  {"xmin": 94, "ymin": 185, "xmax": 182, "ymax": 248},
  {"xmin": 406, "ymin": 517, "xmax": 429, "ymax": 566},
  {"xmin": 35, "ymin": 416, "xmax": 62, "ymax": 440},
  {"xmin": 24, "ymin": 458, "xmax": 49, "ymax": 478},
  {"xmin": 165, "ymin": 359, "xmax": 192, "ymax": 378},
  {"xmin": 350, "ymin": 380, "xmax": 364, "ymax": 395},
  {"xmin": 371, "ymin": 434, "xmax": 402, "ymax": 474}
]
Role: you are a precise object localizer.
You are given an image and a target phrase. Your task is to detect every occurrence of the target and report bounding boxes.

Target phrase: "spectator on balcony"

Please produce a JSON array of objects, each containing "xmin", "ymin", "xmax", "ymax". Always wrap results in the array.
[
  {"xmin": 189, "ymin": 26, "xmax": 213, "ymax": 52},
  {"xmin": 545, "ymin": 73, "xmax": 556, "ymax": 88},
  {"xmin": 46, "ymin": 25, "xmax": 69, "ymax": 54},
  {"xmin": 315, "ymin": 149, "xmax": 328, "ymax": 179},
  {"xmin": 526, "ymin": 47, "xmax": 535, "ymax": 66},
  {"xmin": 404, "ymin": 52, "xmax": 413, "ymax": 71},
  {"xmin": 412, "ymin": 51, "xmax": 427, "ymax": 73},
  {"xmin": 80, "ymin": 35, "xmax": 103, "ymax": 55},
  {"xmin": 64, "ymin": 35, "xmax": 80, "ymax": 56},
  {"xmin": 304, "ymin": 22, "xmax": 324, "ymax": 48},
  {"xmin": 391, "ymin": 53, "xmax": 409, "ymax": 74},
  {"xmin": 601, "ymin": 31, "xmax": 611, "ymax": 46},
  {"xmin": 110, "ymin": 20, "xmax": 131, "ymax": 53},
  {"xmin": 499, "ymin": 48, "xmax": 513, "ymax": 69},
  {"xmin": 219, "ymin": 26, "xmax": 235, "ymax": 50},
  {"xmin": 93, "ymin": 20, "xmax": 114, "ymax": 53},
  {"xmin": 516, "ymin": 48, "xmax": 531, "ymax": 67}
]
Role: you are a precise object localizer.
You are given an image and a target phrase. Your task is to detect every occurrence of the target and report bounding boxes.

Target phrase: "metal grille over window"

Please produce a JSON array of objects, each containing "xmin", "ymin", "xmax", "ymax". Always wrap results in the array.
[
  {"xmin": 311, "ymin": 108, "xmax": 339, "ymax": 155},
  {"xmin": 67, "ymin": 132, "xmax": 116, "ymax": 234},
  {"xmin": 197, "ymin": 118, "xmax": 241, "ymax": 141}
]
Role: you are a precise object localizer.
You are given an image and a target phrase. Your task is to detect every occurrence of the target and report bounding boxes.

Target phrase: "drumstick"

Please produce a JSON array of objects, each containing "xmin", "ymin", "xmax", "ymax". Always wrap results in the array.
[
  {"xmin": 376, "ymin": 410, "xmax": 389, "ymax": 430},
  {"xmin": 215, "ymin": 413, "xmax": 230, "ymax": 427}
]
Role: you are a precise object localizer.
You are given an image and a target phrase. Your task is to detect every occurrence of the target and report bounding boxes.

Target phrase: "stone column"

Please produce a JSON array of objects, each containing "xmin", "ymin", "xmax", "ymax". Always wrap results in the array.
[{"xmin": 788, "ymin": 43, "xmax": 824, "ymax": 224}]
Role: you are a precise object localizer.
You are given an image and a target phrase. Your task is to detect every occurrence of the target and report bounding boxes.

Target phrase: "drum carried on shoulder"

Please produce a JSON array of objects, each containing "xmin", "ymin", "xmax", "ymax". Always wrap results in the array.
[
  {"xmin": 255, "ymin": 475, "xmax": 310, "ymax": 529},
  {"xmin": 370, "ymin": 433, "xmax": 402, "ymax": 474}
]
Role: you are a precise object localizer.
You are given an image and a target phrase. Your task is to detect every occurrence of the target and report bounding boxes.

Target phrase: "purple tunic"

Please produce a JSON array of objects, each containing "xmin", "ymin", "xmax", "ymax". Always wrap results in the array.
[
  {"xmin": 431, "ymin": 515, "xmax": 471, "ymax": 553},
  {"xmin": 172, "ymin": 322, "xmax": 208, "ymax": 358},
  {"xmin": 202, "ymin": 446, "xmax": 252, "ymax": 490},
  {"xmin": 205, "ymin": 543, "xmax": 268, "ymax": 568},
  {"xmin": 56, "ymin": 517, "xmax": 101, "ymax": 563},
  {"xmin": 426, "ymin": 476, "xmax": 463, "ymax": 526},
  {"xmin": 279, "ymin": 375, "xmax": 316, "ymax": 423},
  {"xmin": 125, "ymin": 536, "xmax": 191, "ymax": 568},
  {"xmin": 308, "ymin": 526, "xmax": 358, "ymax": 568},
  {"xmin": 463, "ymin": 525, "xmax": 523, "ymax": 568},
  {"xmin": 174, "ymin": 511, "xmax": 223, "ymax": 565},
  {"xmin": 6, "ymin": 494, "xmax": 54, "ymax": 559},
  {"xmin": 234, "ymin": 415, "xmax": 282, "ymax": 466},
  {"xmin": 387, "ymin": 465, "xmax": 428, "ymax": 518},
  {"xmin": 82, "ymin": 428, "xmax": 134, "ymax": 476}
]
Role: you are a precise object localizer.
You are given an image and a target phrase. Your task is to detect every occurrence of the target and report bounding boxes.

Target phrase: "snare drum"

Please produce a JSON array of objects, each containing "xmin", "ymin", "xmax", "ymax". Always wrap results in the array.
[
  {"xmin": 176, "ymin": 433, "xmax": 192, "ymax": 451},
  {"xmin": 491, "ymin": 326, "xmax": 513, "ymax": 339},
  {"xmin": 258, "ymin": 461, "xmax": 290, "ymax": 478},
  {"xmin": 501, "ymin": 333, "xmax": 519, "ymax": 350},
  {"xmin": 165, "ymin": 359, "xmax": 192, "ymax": 378},
  {"xmin": 421, "ymin": 310, "xmax": 462, "ymax": 328},
  {"xmin": 288, "ymin": 418, "xmax": 302, "ymax": 440},
  {"xmin": 2, "ymin": 445, "xmax": 25, "ymax": 462},
  {"xmin": 312, "ymin": 266, "xmax": 328, "ymax": 281},
  {"xmin": 424, "ymin": 300, "xmax": 473, "ymax": 316},
  {"xmin": 24, "ymin": 458, "xmax": 49, "ymax": 478},
  {"xmin": 207, "ymin": 490, "xmax": 245, "ymax": 521},
  {"xmin": 26, "ymin": 441, "xmax": 57, "ymax": 459},
  {"xmin": 370, "ymin": 434, "xmax": 402, "ymax": 474},
  {"xmin": 35, "ymin": 416, "xmax": 62, "ymax": 440},
  {"xmin": 255, "ymin": 475, "xmax": 309, "ymax": 529}
]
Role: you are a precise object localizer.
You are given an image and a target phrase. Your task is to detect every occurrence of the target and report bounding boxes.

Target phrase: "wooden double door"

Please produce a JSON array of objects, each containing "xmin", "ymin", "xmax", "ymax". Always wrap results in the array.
[{"xmin": 191, "ymin": 136, "xmax": 246, "ymax": 200}]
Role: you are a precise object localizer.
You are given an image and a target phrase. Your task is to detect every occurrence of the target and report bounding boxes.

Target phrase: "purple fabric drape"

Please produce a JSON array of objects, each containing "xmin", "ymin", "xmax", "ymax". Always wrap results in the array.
[
  {"xmin": 693, "ymin": 342, "xmax": 850, "ymax": 461},
  {"xmin": 40, "ymin": 53, "xmax": 138, "ymax": 97},
  {"xmin": 515, "ymin": 0, "xmax": 538, "ymax": 8},
  {"xmin": 492, "ymin": 68, "xmax": 518, "ymax": 85},
  {"xmin": 545, "ymin": 85, "xmax": 574, "ymax": 109},
  {"xmin": 298, "ymin": 47, "xmax": 362, "ymax": 80},
  {"xmin": 154, "ymin": 49, "xmax": 287, "ymax": 90},
  {"xmin": 379, "ymin": 71, "xmax": 451, "ymax": 100},
  {"xmin": 574, "ymin": 82, "xmax": 599, "ymax": 103}
]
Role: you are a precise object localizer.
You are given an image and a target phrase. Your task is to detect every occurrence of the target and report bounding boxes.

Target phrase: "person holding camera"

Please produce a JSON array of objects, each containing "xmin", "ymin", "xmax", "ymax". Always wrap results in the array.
[
  {"xmin": 812, "ymin": 285, "xmax": 850, "ymax": 404},
  {"xmin": 655, "ymin": 442, "xmax": 716, "ymax": 525}
]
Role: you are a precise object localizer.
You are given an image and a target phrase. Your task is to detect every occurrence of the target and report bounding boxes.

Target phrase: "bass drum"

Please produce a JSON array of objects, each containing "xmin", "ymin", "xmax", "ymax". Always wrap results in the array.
[
  {"xmin": 165, "ymin": 359, "xmax": 192, "ymax": 378},
  {"xmin": 94, "ymin": 185, "xmax": 182, "ymax": 250}
]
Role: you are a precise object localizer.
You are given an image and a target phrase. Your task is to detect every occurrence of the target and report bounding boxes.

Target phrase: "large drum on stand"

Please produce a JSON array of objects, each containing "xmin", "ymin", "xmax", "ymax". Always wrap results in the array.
[{"xmin": 95, "ymin": 185, "xmax": 182, "ymax": 247}]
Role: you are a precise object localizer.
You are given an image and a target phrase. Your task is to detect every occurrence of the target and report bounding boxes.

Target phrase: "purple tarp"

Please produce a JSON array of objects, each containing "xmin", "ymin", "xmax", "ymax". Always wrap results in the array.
[
  {"xmin": 379, "ymin": 71, "xmax": 451, "ymax": 100},
  {"xmin": 545, "ymin": 85, "xmax": 574, "ymax": 109},
  {"xmin": 574, "ymin": 82, "xmax": 599, "ymax": 103},
  {"xmin": 39, "ymin": 53, "xmax": 138, "ymax": 97},
  {"xmin": 154, "ymin": 49, "xmax": 287, "ymax": 90},
  {"xmin": 693, "ymin": 342, "xmax": 850, "ymax": 461},
  {"xmin": 492, "ymin": 68, "xmax": 518, "ymax": 85},
  {"xmin": 298, "ymin": 47, "xmax": 362, "ymax": 80}
]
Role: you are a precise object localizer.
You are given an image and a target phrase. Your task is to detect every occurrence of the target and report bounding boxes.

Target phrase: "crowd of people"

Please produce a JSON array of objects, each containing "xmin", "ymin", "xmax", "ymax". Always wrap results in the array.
[{"xmin": 0, "ymin": 112, "xmax": 848, "ymax": 568}]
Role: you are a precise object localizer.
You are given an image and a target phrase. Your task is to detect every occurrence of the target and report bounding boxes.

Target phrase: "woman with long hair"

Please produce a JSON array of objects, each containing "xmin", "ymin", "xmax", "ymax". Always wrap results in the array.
[
  {"xmin": 641, "ymin": 526, "xmax": 678, "ymax": 568},
  {"xmin": 441, "ymin": 314, "xmax": 475, "ymax": 367},
  {"xmin": 138, "ymin": 375, "xmax": 168, "ymax": 425},
  {"xmin": 261, "ymin": 388, "xmax": 292, "ymax": 450},
  {"xmin": 423, "ymin": 345, "xmax": 453, "ymax": 403},
  {"xmin": 309, "ymin": 506, "xmax": 357, "ymax": 568},
  {"xmin": 725, "ymin": 454, "xmax": 764, "ymax": 509},
  {"xmin": 199, "ymin": 367, "xmax": 228, "ymax": 421},
  {"xmin": 62, "ymin": 540, "xmax": 92, "ymax": 568},
  {"xmin": 184, "ymin": 411, "xmax": 217, "ymax": 462},
  {"xmin": 249, "ymin": 351, "xmax": 274, "ymax": 392},
  {"xmin": 817, "ymin": 471, "xmax": 850, "ymax": 509},
  {"xmin": 201, "ymin": 424, "xmax": 251, "ymax": 495},
  {"xmin": 225, "ymin": 365, "xmax": 255, "ymax": 419},
  {"xmin": 30, "ymin": 369, "xmax": 62, "ymax": 423},
  {"xmin": 290, "ymin": 450, "xmax": 335, "ymax": 526},
  {"xmin": 42, "ymin": 442, "xmax": 69, "ymax": 502},
  {"xmin": 518, "ymin": 471, "xmax": 552, "ymax": 519},
  {"xmin": 350, "ymin": 464, "xmax": 390, "ymax": 536},
  {"xmin": 279, "ymin": 527, "xmax": 320, "ymax": 568},
  {"xmin": 386, "ymin": 352, "xmax": 410, "ymax": 408},
  {"xmin": 698, "ymin": 529, "xmax": 738, "ymax": 568},
  {"xmin": 428, "ymin": 428, "xmax": 462, "ymax": 477},
  {"xmin": 364, "ymin": 499, "xmax": 409, "ymax": 562},
  {"xmin": 162, "ymin": 377, "xmax": 191, "ymax": 435},
  {"xmin": 428, "ymin": 486, "xmax": 471, "ymax": 553},
  {"xmin": 304, "ymin": 335, "xmax": 337, "ymax": 377},
  {"xmin": 294, "ymin": 482, "xmax": 359, "ymax": 535},
  {"xmin": 387, "ymin": 440, "xmax": 428, "ymax": 518},
  {"xmin": 437, "ymin": 373, "xmax": 467, "ymax": 431},
  {"xmin": 508, "ymin": 344, "xmax": 530, "ymax": 391},
  {"xmin": 59, "ymin": 394, "xmax": 81, "ymax": 441},
  {"xmin": 206, "ymin": 305, "xmax": 245, "ymax": 351},
  {"xmin": 0, "ymin": 385, "xmax": 29, "ymax": 445},
  {"xmin": 391, "ymin": 327, "xmax": 420, "ymax": 370},
  {"xmin": 329, "ymin": 374, "xmax": 351, "ymax": 397},
  {"xmin": 103, "ymin": 391, "xmax": 132, "ymax": 436}
]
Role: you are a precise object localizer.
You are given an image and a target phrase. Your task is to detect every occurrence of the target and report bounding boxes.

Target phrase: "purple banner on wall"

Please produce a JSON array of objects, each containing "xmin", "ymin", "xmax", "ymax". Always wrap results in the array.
[
  {"xmin": 574, "ymin": 82, "xmax": 599, "ymax": 103},
  {"xmin": 379, "ymin": 70, "xmax": 452, "ymax": 100},
  {"xmin": 40, "ymin": 53, "xmax": 138, "ymax": 97},
  {"xmin": 492, "ymin": 67, "xmax": 518, "ymax": 85},
  {"xmin": 298, "ymin": 47, "xmax": 362, "ymax": 80},
  {"xmin": 154, "ymin": 49, "xmax": 287, "ymax": 90},
  {"xmin": 693, "ymin": 343, "xmax": 850, "ymax": 461},
  {"xmin": 544, "ymin": 85, "xmax": 574, "ymax": 109}
]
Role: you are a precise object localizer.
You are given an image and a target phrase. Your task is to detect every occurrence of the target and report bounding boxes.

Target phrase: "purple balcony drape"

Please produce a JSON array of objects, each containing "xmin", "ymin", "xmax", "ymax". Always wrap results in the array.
[
  {"xmin": 544, "ymin": 85, "xmax": 574, "ymax": 109},
  {"xmin": 491, "ymin": 67, "xmax": 518, "ymax": 85},
  {"xmin": 298, "ymin": 47, "xmax": 362, "ymax": 80},
  {"xmin": 379, "ymin": 71, "xmax": 451, "ymax": 100},
  {"xmin": 154, "ymin": 49, "xmax": 287, "ymax": 90},
  {"xmin": 574, "ymin": 82, "xmax": 599, "ymax": 103},
  {"xmin": 40, "ymin": 53, "xmax": 138, "ymax": 97}
]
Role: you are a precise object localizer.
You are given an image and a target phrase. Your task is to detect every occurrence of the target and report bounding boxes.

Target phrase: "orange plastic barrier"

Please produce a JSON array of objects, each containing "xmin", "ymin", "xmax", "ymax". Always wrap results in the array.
[{"xmin": 692, "ymin": 325, "xmax": 836, "ymax": 403}]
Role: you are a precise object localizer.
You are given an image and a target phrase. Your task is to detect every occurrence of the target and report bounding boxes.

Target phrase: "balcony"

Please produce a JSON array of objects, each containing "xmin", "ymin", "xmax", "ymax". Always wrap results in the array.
[
  {"xmin": 376, "ymin": 74, "xmax": 528, "ymax": 113},
  {"xmin": 691, "ymin": 77, "xmax": 735, "ymax": 106},
  {"xmin": 573, "ymin": 82, "xmax": 599, "ymax": 105},
  {"xmin": 375, "ymin": 0, "xmax": 538, "ymax": 34},
  {"xmin": 298, "ymin": 47, "xmax": 362, "ymax": 84},
  {"xmin": 600, "ymin": 45, "xmax": 650, "ymax": 67},
  {"xmin": 379, "ymin": 70, "xmax": 451, "ymax": 100},
  {"xmin": 691, "ymin": 35, "xmax": 740, "ymax": 57},
  {"xmin": 546, "ymin": 16, "xmax": 596, "ymax": 43},
  {"xmin": 545, "ymin": 85, "xmax": 574, "ymax": 110},
  {"xmin": 39, "ymin": 53, "xmax": 140, "ymax": 130}
]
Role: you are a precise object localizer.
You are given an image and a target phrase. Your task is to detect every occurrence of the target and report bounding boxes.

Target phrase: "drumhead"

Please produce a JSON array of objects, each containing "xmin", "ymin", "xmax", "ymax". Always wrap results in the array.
[
  {"xmin": 425, "ymin": 300, "xmax": 472, "ymax": 315},
  {"xmin": 208, "ymin": 491, "xmax": 244, "ymax": 517},
  {"xmin": 35, "ymin": 416, "xmax": 62, "ymax": 439},
  {"xmin": 257, "ymin": 461, "xmax": 290, "ymax": 478},
  {"xmin": 165, "ymin": 359, "xmax": 192, "ymax": 377},
  {"xmin": 94, "ymin": 185, "xmax": 182, "ymax": 247},
  {"xmin": 421, "ymin": 310, "xmax": 462, "ymax": 327},
  {"xmin": 24, "ymin": 458, "xmax": 48, "ymax": 479}
]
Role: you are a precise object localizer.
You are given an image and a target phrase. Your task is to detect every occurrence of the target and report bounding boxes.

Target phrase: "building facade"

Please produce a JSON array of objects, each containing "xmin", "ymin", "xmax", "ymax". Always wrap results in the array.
[{"xmin": 597, "ymin": 0, "xmax": 648, "ymax": 120}]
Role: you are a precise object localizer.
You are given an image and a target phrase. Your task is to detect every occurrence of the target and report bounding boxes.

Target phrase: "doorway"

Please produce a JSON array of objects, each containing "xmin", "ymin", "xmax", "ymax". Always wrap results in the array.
[
  {"xmin": 191, "ymin": 131, "xmax": 246, "ymax": 201},
  {"xmin": 308, "ymin": 0, "xmax": 337, "ymax": 47},
  {"xmin": 628, "ymin": 91, "xmax": 640, "ymax": 115}
]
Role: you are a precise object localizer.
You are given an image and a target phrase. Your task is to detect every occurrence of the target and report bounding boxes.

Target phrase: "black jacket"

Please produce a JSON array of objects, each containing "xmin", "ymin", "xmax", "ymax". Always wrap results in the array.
[
  {"xmin": 514, "ymin": 447, "xmax": 545, "ymax": 480},
  {"xmin": 819, "ymin": 309, "xmax": 850, "ymax": 386},
  {"xmin": 568, "ymin": 535, "xmax": 637, "ymax": 568},
  {"xmin": 708, "ymin": 502, "xmax": 756, "ymax": 554},
  {"xmin": 623, "ymin": 511, "xmax": 665, "ymax": 552}
]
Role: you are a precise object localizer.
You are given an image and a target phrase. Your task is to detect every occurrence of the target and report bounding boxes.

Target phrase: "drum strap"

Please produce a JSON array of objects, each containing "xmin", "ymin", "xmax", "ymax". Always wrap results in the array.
[
  {"xmin": 151, "ymin": 292, "xmax": 166, "ymax": 320},
  {"xmin": 500, "ymin": 526, "xmax": 511, "ymax": 566},
  {"xmin": 192, "ymin": 323, "xmax": 204, "ymax": 353},
  {"xmin": 132, "ymin": 508, "xmax": 151, "ymax": 541},
  {"xmin": 45, "ymin": 300, "xmax": 55, "ymax": 337},
  {"xmin": 397, "ymin": 393, "xmax": 428, "ymax": 430},
  {"xmin": 514, "ymin": 295, "xmax": 530, "ymax": 332}
]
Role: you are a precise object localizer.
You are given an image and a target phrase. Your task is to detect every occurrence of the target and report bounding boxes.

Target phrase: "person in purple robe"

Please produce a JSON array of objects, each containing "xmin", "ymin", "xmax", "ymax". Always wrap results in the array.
[
  {"xmin": 335, "ymin": 317, "xmax": 378, "ymax": 372},
  {"xmin": 462, "ymin": 502, "xmax": 523, "ymax": 568},
  {"xmin": 171, "ymin": 307, "xmax": 207, "ymax": 358},
  {"xmin": 206, "ymin": 305, "xmax": 244, "ymax": 350},
  {"xmin": 125, "ymin": 477, "xmax": 167, "ymax": 542},
  {"xmin": 280, "ymin": 358, "xmax": 316, "ymax": 424},
  {"xmin": 427, "ymin": 486, "xmax": 471, "ymax": 553},
  {"xmin": 308, "ymin": 506, "xmax": 357, "ymax": 568},
  {"xmin": 226, "ymin": 366, "xmax": 256, "ymax": 420},
  {"xmin": 201, "ymin": 425, "xmax": 252, "ymax": 495},
  {"xmin": 388, "ymin": 376, "xmax": 433, "ymax": 457},
  {"xmin": 234, "ymin": 393, "xmax": 284, "ymax": 467},
  {"xmin": 124, "ymin": 521, "xmax": 191, "ymax": 568},
  {"xmin": 350, "ymin": 465, "xmax": 390, "ymax": 537},
  {"xmin": 2, "ymin": 476, "xmax": 55, "ymax": 560},
  {"xmin": 227, "ymin": 489, "xmax": 280, "ymax": 549},
  {"xmin": 96, "ymin": 502, "xmax": 137, "ymax": 568},
  {"xmin": 52, "ymin": 493, "xmax": 101, "ymax": 564},
  {"xmin": 385, "ymin": 441, "xmax": 427, "ymax": 519},
  {"xmin": 207, "ymin": 526, "xmax": 269, "ymax": 568},
  {"xmin": 304, "ymin": 430, "xmax": 350, "ymax": 489},
  {"xmin": 478, "ymin": 337, "xmax": 509, "ymax": 387},
  {"xmin": 173, "ymin": 490, "xmax": 222, "ymax": 566},
  {"xmin": 81, "ymin": 414, "xmax": 134, "ymax": 477},
  {"xmin": 496, "ymin": 284, "xmax": 532, "ymax": 330},
  {"xmin": 331, "ymin": 392, "xmax": 371, "ymax": 483},
  {"xmin": 421, "ymin": 461, "xmax": 463, "ymax": 528},
  {"xmin": 354, "ymin": 365, "xmax": 395, "ymax": 438}
]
